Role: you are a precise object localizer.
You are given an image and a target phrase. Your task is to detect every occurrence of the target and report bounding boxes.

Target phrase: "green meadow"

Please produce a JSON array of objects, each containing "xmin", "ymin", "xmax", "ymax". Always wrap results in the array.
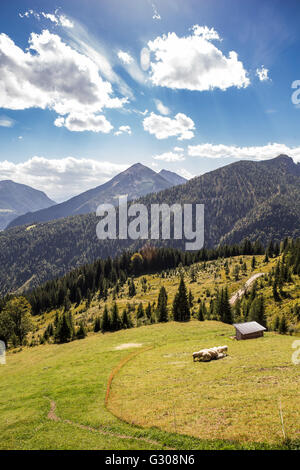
[{"xmin": 1, "ymin": 320, "xmax": 299, "ymax": 450}]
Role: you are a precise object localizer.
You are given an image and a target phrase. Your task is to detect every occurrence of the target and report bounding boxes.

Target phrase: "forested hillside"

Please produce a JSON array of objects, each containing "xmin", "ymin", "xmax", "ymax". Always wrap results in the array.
[
  {"xmin": 1, "ymin": 238, "xmax": 299, "ymax": 349},
  {"xmin": 1, "ymin": 155, "xmax": 299, "ymax": 295}
]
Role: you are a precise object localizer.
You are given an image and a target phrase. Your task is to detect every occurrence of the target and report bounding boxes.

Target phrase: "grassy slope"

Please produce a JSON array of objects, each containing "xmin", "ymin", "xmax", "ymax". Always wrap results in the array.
[
  {"xmin": 1, "ymin": 321, "xmax": 299, "ymax": 450},
  {"xmin": 1, "ymin": 254, "xmax": 299, "ymax": 450},
  {"xmin": 109, "ymin": 322, "xmax": 300, "ymax": 444}
]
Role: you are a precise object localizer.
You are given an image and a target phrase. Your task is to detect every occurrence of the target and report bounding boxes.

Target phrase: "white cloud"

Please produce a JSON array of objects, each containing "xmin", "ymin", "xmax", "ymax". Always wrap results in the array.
[
  {"xmin": 54, "ymin": 113, "xmax": 113, "ymax": 133},
  {"xmin": 114, "ymin": 125, "xmax": 132, "ymax": 136},
  {"xmin": 153, "ymin": 151, "xmax": 185, "ymax": 162},
  {"xmin": 173, "ymin": 146, "xmax": 184, "ymax": 152},
  {"xmin": 0, "ymin": 30, "xmax": 126, "ymax": 132},
  {"xmin": 20, "ymin": 9, "xmax": 74, "ymax": 28},
  {"xmin": 140, "ymin": 47, "xmax": 151, "ymax": 71},
  {"xmin": 0, "ymin": 157, "xmax": 127, "ymax": 201},
  {"xmin": 116, "ymin": 49, "xmax": 146, "ymax": 85},
  {"xmin": 0, "ymin": 116, "xmax": 15, "ymax": 127},
  {"xmin": 147, "ymin": 25, "xmax": 249, "ymax": 91},
  {"xmin": 117, "ymin": 50, "xmax": 133, "ymax": 65},
  {"xmin": 188, "ymin": 142, "xmax": 300, "ymax": 162},
  {"xmin": 154, "ymin": 99, "xmax": 170, "ymax": 115},
  {"xmin": 143, "ymin": 112, "xmax": 195, "ymax": 140},
  {"xmin": 256, "ymin": 66, "xmax": 270, "ymax": 81}
]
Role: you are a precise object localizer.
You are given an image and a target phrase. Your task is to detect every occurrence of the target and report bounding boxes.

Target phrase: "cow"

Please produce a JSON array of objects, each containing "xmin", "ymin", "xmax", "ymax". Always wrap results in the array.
[{"xmin": 193, "ymin": 345, "xmax": 228, "ymax": 362}]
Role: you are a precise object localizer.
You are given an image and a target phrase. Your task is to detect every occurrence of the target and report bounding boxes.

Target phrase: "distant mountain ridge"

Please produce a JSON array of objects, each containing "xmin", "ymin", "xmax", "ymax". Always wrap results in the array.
[
  {"xmin": 1, "ymin": 154, "xmax": 300, "ymax": 295},
  {"xmin": 8, "ymin": 164, "xmax": 186, "ymax": 228},
  {"xmin": 158, "ymin": 169, "xmax": 187, "ymax": 186},
  {"xmin": 0, "ymin": 180, "xmax": 55, "ymax": 230}
]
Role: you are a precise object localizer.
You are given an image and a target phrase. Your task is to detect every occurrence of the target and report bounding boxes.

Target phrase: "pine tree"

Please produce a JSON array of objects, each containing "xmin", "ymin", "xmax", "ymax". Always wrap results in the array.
[
  {"xmin": 188, "ymin": 289, "xmax": 194, "ymax": 308},
  {"xmin": 55, "ymin": 312, "xmax": 73, "ymax": 343},
  {"xmin": 137, "ymin": 302, "xmax": 145, "ymax": 319},
  {"xmin": 128, "ymin": 278, "xmax": 136, "ymax": 297},
  {"xmin": 76, "ymin": 321, "xmax": 87, "ymax": 339},
  {"xmin": 121, "ymin": 309, "xmax": 133, "ymax": 329},
  {"xmin": 145, "ymin": 302, "xmax": 152, "ymax": 319},
  {"xmin": 251, "ymin": 256, "xmax": 256, "ymax": 270},
  {"xmin": 172, "ymin": 277, "xmax": 190, "ymax": 322},
  {"xmin": 101, "ymin": 305, "xmax": 111, "ymax": 333},
  {"xmin": 94, "ymin": 317, "xmax": 101, "ymax": 332},
  {"xmin": 157, "ymin": 286, "xmax": 168, "ymax": 322},
  {"xmin": 111, "ymin": 303, "xmax": 122, "ymax": 331},
  {"xmin": 197, "ymin": 303, "xmax": 204, "ymax": 321},
  {"xmin": 279, "ymin": 315, "xmax": 288, "ymax": 334},
  {"xmin": 221, "ymin": 287, "xmax": 233, "ymax": 324},
  {"xmin": 273, "ymin": 315, "xmax": 280, "ymax": 331}
]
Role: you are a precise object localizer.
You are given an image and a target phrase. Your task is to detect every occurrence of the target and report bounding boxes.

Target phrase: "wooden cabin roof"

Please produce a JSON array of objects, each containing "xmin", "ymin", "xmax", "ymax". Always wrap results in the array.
[{"xmin": 233, "ymin": 321, "xmax": 266, "ymax": 335}]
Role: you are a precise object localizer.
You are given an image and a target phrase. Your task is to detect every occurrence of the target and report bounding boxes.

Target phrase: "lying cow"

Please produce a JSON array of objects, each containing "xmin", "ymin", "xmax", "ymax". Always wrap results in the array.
[{"xmin": 193, "ymin": 345, "xmax": 228, "ymax": 362}]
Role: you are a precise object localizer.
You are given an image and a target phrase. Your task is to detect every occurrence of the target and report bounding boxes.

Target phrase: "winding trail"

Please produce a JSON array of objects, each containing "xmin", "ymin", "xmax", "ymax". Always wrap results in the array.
[
  {"xmin": 230, "ymin": 272, "xmax": 264, "ymax": 305},
  {"xmin": 44, "ymin": 345, "xmax": 172, "ymax": 448}
]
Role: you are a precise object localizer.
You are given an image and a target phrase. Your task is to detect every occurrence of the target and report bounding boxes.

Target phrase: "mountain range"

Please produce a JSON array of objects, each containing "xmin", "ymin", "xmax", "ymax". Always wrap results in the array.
[
  {"xmin": 1, "ymin": 154, "xmax": 299, "ymax": 295},
  {"xmin": 8, "ymin": 165, "xmax": 186, "ymax": 228},
  {"xmin": 0, "ymin": 180, "xmax": 55, "ymax": 230}
]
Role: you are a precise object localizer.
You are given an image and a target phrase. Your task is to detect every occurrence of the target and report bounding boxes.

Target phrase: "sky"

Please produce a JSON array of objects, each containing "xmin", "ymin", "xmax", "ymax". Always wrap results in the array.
[{"xmin": 1, "ymin": 0, "xmax": 300, "ymax": 201}]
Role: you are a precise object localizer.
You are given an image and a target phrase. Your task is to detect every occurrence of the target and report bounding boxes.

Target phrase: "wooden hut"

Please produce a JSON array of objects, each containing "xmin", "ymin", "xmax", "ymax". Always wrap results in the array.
[{"xmin": 233, "ymin": 321, "xmax": 266, "ymax": 340}]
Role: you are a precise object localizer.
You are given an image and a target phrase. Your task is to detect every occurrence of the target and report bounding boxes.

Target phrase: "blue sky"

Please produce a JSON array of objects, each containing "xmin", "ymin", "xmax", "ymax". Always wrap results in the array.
[{"xmin": 1, "ymin": 0, "xmax": 300, "ymax": 201}]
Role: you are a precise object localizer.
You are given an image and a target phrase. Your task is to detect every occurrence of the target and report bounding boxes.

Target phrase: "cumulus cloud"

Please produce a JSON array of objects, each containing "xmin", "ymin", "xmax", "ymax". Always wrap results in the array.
[
  {"xmin": 173, "ymin": 146, "xmax": 184, "ymax": 152},
  {"xmin": 0, "ymin": 30, "xmax": 127, "ymax": 132},
  {"xmin": 143, "ymin": 112, "xmax": 195, "ymax": 140},
  {"xmin": 114, "ymin": 125, "xmax": 132, "ymax": 136},
  {"xmin": 0, "ymin": 115, "xmax": 15, "ymax": 127},
  {"xmin": 54, "ymin": 113, "xmax": 113, "ymax": 133},
  {"xmin": 153, "ymin": 151, "xmax": 185, "ymax": 162},
  {"xmin": 256, "ymin": 66, "xmax": 270, "ymax": 81},
  {"xmin": 147, "ymin": 25, "xmax": 249, "ymax": 91},
  {"xmin": 188, "ymin": 142, "xmax": 300, "ymax": 162},
  {"xmin": 117, "ymin": 50, "xmax": 133, "ymax": 64},
  {"xmin": 154, "ymin": 99, "xmax": 170, "ymax": 115},
  {"xmin": 0, "ymin": 157, "xmax": 127, "ymax": 201}
]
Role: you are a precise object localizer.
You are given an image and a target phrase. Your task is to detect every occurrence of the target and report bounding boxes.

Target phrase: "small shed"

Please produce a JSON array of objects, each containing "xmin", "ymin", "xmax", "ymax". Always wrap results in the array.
[{"xmin": 233, "ymin": 321, "xmax": 266, "ymax": 340}]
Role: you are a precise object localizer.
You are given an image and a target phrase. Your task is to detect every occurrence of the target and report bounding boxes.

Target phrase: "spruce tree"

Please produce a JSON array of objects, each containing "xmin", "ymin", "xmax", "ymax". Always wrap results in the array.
[
  {"xmin": 55, "ymin": 312, "xmax": 73, "ymax": 343},
  {"xmin": 172, "ymin": 277, "xmax": 190, "ymax": 322},
  {"xmin": 145, "ymin": 302, "xmax": 152, "ymax": 319},
  {"xmin": 279, "ymin": 315, "xmax": 288, "ymax": 334},
  {"xmin": 197, "ymin": 303, "xmax": 204, "ymax": 321},
  {"xmin": 274, "ymin": 315, "xmax": 280, "ymax": 331},
  {"xmin": 157, "ymin": 286, "xmax": 168, "ymax": 322},
  {"xmin": 221, "ymin": 287, "xmax": 233, "ymax": 324},
  {"xmin": 111, "ymin": 303, "xmax": 122, "ymax": 331},
  {"xmin": 128, "ymin": 279, "xmax": 136, "ymax": 297},
  {"xmin": 94, "ymin": 317, "xmax": 101, "ymax": 332},
  {"xmin": 101, "ymin": 305, "xmax": 111, "ymax": 333},
  {"xmin": 121, "ymin": 309, "xmax": 133, "ymax": 329},
  {"xmin": 76, "ymin": 321, "xmax": 87, "ymax": 339}
]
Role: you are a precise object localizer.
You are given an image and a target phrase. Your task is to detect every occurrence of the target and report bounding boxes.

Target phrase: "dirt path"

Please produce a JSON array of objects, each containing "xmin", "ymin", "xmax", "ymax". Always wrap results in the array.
[
  {"xmin": 45, "ymin": 397, "xmax": 167, "ymax": 447},
  {"xmin": 44, "ymin": 347, "xmax": 173, "ymax": 449},
  {"xmin": 230, "ymin": 273, "xmax": 264, "ymax": 305}
]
